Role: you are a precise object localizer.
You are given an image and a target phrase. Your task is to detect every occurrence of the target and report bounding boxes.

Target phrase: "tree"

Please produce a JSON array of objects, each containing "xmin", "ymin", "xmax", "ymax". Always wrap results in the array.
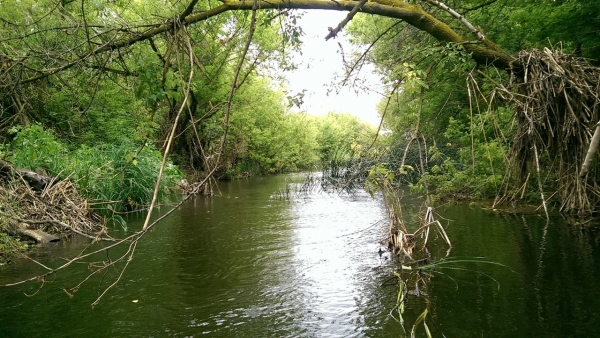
[
  {"xmin": 2, "ymin": 0, "xmax": 600, "ymax": 306},
  {"xmin": 2, "ymin": 0, "xmax": 600, "ymax": 211}
]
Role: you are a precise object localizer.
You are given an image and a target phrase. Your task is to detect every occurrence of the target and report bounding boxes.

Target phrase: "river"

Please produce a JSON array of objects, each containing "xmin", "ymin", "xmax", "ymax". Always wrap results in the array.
[{"xmin": 1, "ymin": 173, "xmax": 599, "ymax": 337}]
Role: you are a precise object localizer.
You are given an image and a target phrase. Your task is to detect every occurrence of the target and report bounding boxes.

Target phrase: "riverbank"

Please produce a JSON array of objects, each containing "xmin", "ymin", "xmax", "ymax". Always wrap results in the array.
[{"xmin": 0, "ymin": 160, "xmax": 106, "ymax": 261}]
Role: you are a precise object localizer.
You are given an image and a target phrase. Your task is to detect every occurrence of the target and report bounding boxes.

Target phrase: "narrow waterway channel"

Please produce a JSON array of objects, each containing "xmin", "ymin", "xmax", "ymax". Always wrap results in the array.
[{"xmin": 1, "ymin": 173, "xmax": 600, "ymax": 337}]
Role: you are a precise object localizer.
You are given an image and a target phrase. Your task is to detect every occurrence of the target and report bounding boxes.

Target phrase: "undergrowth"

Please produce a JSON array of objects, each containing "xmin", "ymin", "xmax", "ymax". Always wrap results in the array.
[{"xmin": 4, "ymin": 124, "xmax": 183, "ymax": 216}]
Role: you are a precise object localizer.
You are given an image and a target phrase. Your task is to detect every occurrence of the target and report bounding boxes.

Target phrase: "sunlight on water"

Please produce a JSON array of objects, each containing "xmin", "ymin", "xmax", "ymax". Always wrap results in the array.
[
  {"xmin": 289, "ymin": 190, "xmax": 387, "ymax": 337},
  {"xmin": 1, "ymin": 174, "xmax": 600, "ymax": 337}
]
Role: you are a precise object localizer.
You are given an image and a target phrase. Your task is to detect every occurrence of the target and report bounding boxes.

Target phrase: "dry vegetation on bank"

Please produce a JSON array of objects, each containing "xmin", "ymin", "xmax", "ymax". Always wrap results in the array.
[{"xmin": 0, "ymin": 160, "xmax": 108, "ymax": 258}]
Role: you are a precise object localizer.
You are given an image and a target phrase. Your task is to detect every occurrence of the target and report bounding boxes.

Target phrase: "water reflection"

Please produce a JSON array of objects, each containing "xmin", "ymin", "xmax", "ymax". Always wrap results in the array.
[
  {"xmin": 0, "ymin": 175, "xmax": 600, "ymax": 337},
  {"xmin": 290, "ymin": 190, "xmax": 387, "ymax": 337}
]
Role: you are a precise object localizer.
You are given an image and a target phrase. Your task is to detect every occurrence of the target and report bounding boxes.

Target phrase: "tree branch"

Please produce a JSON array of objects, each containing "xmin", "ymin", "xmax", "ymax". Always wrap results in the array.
[
  {"xmin": 3, "ymin": 0, "xmax": 518, "ymax": 89},
  {"xmin": 421, "ymin": 0, "xmax": 485, "ymax": 41},
  {"xmin": 179, "ymin": 0, "xmax": 200, "ymax": 22},
  {"xmin": 462, "ymin": 0, "xmax": 499, "ymax": 15},
  {"xmin": 325, "ymin": 0, "xmax": 368, "ymax": 41}
]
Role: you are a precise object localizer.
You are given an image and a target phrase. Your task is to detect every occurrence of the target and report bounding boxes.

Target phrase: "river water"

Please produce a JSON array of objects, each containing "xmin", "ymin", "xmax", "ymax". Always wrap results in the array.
[{"xmin": 1, "ymin": 173, "xmax": 600, "ymax": 337}]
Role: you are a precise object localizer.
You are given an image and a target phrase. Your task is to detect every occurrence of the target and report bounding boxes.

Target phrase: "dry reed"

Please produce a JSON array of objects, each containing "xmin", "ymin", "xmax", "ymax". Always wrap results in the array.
[
  {"xmin": 498, "ymin": 47, "xmax": 600, "ymax": 214},
  {"xmin": 0, "ymin": 177, "xmax": 106, "ymax": 239}
]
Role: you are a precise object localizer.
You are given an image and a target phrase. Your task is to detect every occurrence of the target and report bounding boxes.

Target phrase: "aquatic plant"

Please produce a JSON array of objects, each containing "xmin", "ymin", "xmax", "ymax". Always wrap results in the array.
[
  {"xmin": 271, "ymin": 173, "xmax": 322, "ymax": 200},
  {"xmin": 387, "ymin": 254, "xmax": 510, "ymax": 336}
]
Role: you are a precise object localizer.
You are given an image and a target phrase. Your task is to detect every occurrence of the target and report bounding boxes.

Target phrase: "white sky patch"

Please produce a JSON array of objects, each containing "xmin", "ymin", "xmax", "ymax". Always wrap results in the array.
[{"xmin": 284, "ymin": 10, "xmax": 384, "ymax": 127}]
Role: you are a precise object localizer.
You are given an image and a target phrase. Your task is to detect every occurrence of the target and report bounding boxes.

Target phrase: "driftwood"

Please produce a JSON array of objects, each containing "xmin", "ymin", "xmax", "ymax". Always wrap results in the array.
[
  {"xmin": 0, "ymin": 159, "xmax": 51, "ymax": 191},
  {"xmin": 4, "ymin": 219, "xmax": 61, "ymax": 244},
  {"xmin": 16, "ymin": 223, "xmax": 60, "ymax": 244}
]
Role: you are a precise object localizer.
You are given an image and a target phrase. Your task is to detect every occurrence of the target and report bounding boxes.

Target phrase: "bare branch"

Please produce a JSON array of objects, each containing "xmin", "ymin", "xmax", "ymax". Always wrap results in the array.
[
  {"xmin": 325, "ymin": 0, "xmax": 368, "ymax": 41},
  {"xmin": 142, "ymin": 29, "xmax": 195, "ymax": 231},
  {"xmin": 421, "ymin": 0, "xmax": 485, "ymax": 41}
]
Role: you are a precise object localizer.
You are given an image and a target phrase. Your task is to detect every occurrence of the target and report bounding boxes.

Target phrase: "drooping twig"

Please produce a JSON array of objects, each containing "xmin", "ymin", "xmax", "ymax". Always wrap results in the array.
[
  {"xmin": 340, "ymin": 21, "xmax": 402, "ymax": 88},
  {"xmin": 218, "ymin": 0, "xmax": 259, "ymax": 167}
]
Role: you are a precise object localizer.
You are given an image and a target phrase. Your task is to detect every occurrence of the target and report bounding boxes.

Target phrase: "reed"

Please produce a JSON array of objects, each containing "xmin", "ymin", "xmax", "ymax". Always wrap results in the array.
[{"xmin": 271, "ymin": 173, "xmax": 323, "ymax": 200}]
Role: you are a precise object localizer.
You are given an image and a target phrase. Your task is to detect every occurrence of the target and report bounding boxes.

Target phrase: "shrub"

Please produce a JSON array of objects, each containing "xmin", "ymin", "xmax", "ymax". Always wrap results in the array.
[{"xmin": 5, "ymin": 125, "xmax": 183, "ymax": 218}]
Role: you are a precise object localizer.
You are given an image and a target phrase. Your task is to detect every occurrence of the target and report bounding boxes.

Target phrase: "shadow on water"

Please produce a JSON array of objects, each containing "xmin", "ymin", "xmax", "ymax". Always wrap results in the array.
[{"xmin": 0, "ymin": 174, "xmax": 599, "ymax": 337}]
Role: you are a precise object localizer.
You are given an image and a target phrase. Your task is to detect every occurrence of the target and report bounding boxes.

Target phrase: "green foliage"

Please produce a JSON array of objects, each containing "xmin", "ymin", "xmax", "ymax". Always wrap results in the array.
[
  {"xmin": 411, "ymin": 111, "xmax": 508, "ymax": 201},
  {"xmin": 0, "ymin": 232, "xmax": 29, "ymax": 260},
  {"xmin": 67, "ymin": 143, "xmax": 183, "ymax": 214},
  {"xmin": 7, "ymin": 124, "xmax": 67, "ymax": 174},
  {"xmin": 41, "ymin": 77, "xmax": 151, "ymax": 145},
  {"xmin": 347, "ymin": 9, "xmax": 534, "ymax": 201},
  {"xmin": 316, "ymin": 112, "xmax": 367, "ymax": 163},
  {"xmin": 224, "ymin": 78, "xmax": 321, "ymax": 177},
  {"xmin": 491, "ymin": 0, "xmax": 600, "ymax": 60},
  {"xmin": 5, "ymin": 125, "xmax": 182, "ymax": 216},
  {"xmin": 8, "ymin": 0, "xmax": 597, "ymax": 210},
  {"xmin": 365, "ymin": 164, "xmax": 396, "ymax": 197}
]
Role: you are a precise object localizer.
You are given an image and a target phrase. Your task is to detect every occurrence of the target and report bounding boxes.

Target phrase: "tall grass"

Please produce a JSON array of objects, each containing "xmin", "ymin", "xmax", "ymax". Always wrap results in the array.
[
  {"xmin": 5, "ymin": 124, "xmax": 183, "ymax": 221},
  {"xmin": 67, "ymin": 143, "xmax": 183, "ymax": 213}
]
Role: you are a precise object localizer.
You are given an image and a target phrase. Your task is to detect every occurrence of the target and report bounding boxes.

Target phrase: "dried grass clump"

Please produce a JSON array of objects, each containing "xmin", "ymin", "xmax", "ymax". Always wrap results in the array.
[
  {"xmin": 502, "ymin": 47, "xmax": 600, "ymax": 214},
  {"xmin": 0, "ymin": 177, "xmax": 106, "ymax": 239},
  {"xmin": 385, "ymin": 201, "xmax": 451, "ymax": 258}
]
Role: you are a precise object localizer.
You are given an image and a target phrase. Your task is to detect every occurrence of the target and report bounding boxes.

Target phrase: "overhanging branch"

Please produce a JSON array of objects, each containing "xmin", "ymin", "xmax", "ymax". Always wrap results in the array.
[{"xmin": 3, "ymin": 0, "xmax": 518, "ymax": 88}]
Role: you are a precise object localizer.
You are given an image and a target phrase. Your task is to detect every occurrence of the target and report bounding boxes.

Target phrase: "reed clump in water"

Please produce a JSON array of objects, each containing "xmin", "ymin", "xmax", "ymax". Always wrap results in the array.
[{"xmin": 271, "ymin": 173, "xmax": 322, "ymax": 200}]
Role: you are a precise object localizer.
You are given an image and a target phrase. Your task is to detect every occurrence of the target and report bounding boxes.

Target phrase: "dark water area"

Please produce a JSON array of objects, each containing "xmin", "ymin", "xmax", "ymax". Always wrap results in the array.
[{"xmin": 1, "ymin": 174, "xmax": 599, "ymax": 337}]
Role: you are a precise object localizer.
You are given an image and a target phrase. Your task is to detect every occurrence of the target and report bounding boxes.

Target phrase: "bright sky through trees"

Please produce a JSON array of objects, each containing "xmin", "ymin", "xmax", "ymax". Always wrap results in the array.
[{"xmin": 285, "ymin": 10, "xmax": 384, "ymax": 126}]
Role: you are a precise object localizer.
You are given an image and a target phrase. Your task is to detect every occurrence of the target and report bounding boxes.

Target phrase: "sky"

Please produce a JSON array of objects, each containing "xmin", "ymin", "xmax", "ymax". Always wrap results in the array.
[{"xmin": 283, "ymin": 10, "xmax": 384, "ymax": 127}]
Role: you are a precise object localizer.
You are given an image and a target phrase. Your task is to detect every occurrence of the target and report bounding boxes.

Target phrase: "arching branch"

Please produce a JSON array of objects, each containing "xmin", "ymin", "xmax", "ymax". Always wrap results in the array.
[{"xmin": 2, "ymin": 0, "xmax": 518, "ymax": 89}]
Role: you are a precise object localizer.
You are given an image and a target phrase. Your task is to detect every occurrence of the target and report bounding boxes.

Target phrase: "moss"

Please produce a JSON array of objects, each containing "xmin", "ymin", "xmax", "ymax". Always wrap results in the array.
[{"xmin": 0, "ymin": 229, "xmax": 29, "ymax": 262}]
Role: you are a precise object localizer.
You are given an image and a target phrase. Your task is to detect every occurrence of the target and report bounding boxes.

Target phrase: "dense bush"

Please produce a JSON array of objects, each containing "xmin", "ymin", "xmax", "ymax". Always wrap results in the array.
[{"xmin": 5, "ymin": 124, "xmax": 183, "ymax": 216}]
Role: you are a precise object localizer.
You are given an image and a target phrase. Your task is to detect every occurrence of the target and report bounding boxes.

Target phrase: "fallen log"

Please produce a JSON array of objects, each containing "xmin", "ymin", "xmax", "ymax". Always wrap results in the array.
[{"xmin": 0, "ymin": 159, "xmax": 51, "ymax": 191}]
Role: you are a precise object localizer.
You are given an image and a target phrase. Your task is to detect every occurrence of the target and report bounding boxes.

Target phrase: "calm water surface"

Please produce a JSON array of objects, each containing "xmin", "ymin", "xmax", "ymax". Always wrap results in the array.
[{"xmin": 1, "ymin": 173, "xmax": 599, "ymax": 337}]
